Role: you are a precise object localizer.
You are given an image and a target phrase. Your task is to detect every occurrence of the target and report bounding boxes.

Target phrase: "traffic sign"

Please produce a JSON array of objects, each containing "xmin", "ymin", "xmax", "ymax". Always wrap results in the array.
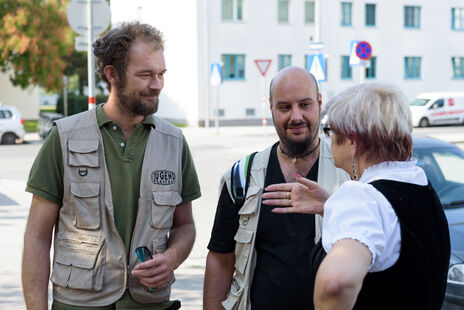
[
  {"xmin": 355, "ymin": 41, "xmax": 372, "ymax": 60},
  {"xmin": 349, "ymin": 40, "xmax": 361, "ymax": 66},
  {"xmin": 210, "ymin": 63, "xmax": 222, "ymax": 86},
  {"xmin": 308, "ymin": 42, "xmax": 324, "ymax": 51},
  {"xmin": 306, "ymin": 54, "xmax": 326, "ymax": 82},
  {"xmin": 75, "ymin": 35, "xmax": 98, "ymax": 52},
  {"xmin": 67, "ymin": 0, "xmax": 111, "ymax": 36},
  {"xmin": 254, "ymin": 59, "xmax": 272, "ymax": 76}
]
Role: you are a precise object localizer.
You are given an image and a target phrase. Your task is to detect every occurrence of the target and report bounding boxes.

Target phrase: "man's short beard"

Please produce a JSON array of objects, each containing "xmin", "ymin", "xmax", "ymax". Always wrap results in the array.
[
  {"xmin": 116, "ymin": 78, "xmax": 159, "ymax": 117},
  {"xmin": 117, "ymin": 91, "xmax": 159, "ymax": 116}
]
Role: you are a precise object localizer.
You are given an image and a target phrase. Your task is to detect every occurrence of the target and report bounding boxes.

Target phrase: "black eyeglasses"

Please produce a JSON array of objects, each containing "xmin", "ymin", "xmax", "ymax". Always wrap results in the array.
[{"xmin": 323, "ymin": 126, "xmax": 332, "ymax": 138}]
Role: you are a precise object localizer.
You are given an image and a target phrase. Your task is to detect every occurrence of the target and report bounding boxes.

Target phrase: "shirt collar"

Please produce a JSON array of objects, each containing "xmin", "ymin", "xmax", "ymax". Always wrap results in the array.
[
  {"xmin": 96, "ymin": 103, "xmax": 156, "ymax": 129},
  {"xmin": 359, "ymin": 159, "xmax": 428, "ymax": 186}
]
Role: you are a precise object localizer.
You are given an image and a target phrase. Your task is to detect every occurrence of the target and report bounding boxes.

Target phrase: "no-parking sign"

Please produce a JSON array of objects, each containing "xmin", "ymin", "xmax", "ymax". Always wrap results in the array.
[{"xmin": 355, "ymin": 41, "xmax": 373, "ymax": 60}]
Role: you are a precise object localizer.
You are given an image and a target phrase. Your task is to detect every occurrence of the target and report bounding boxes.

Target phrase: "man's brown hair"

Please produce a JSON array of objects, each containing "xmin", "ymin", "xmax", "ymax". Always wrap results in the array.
[{"xmin": 93, "ymin": 21, "xmax": 165, "ymax": 91}]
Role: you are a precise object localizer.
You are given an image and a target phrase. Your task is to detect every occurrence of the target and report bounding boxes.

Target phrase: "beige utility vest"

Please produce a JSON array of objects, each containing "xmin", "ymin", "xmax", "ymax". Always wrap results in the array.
[
  {"xmin": 221, "ymin": 139, "xmax": 350, "ymax": 310},
  {"xmin": 52, "ymin": 109, "xmax": 183, "ymax": 306}
]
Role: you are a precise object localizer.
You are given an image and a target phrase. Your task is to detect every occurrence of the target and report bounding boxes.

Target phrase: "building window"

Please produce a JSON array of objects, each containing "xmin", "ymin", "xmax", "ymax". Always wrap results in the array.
[
  {"xmin": 245, "ymin": 108, "xmax": 255, "ymax": 116},
  {"xmin": 278, "ymin": 54, "xmax": 292, "ymax": 70},
  {"xmin": 341, "ymin": 2, "xmax": 352, "ymax": 26},
  {"xmin": 404, "ymin": 6, "xmax": 421, "ymax": 28},
  {"xmin": 341, "ymin": 56, "xmax": 352, "ymax": 79},
  {"xmin": 222, "ymin": 0, "xmax": 243, "ymax": 21},
  {"xmin": 278, "ymin": 0, "xmax": 289, "ymax": 23},
  {"xmin": 221, "ymin": 54, "xmax": 246, "ymax": 80},
  {"xmin": 452, "ymin": 8, "xmax": 464, "ymax": 30},
  {"xmin": 404, "ymin": 57, "xmax": 421, "ymax": 79},
  {"xmin": 305, "ymin": 0, "xmax": 315, "ymax": 23},
  {"xmin": 215, "ymin": 109, "xmax": 225, "ymax": 117},
  {"xmin": 365, "ymin": 4, "xmax": 376, "ymax": 26},
  {"xmin": 452, "ymin": 57, "xmax": 464, "ymax": 78},
  {"xmin": 365, "ymin": 56, "xmax": 376, "ymax": 79}
]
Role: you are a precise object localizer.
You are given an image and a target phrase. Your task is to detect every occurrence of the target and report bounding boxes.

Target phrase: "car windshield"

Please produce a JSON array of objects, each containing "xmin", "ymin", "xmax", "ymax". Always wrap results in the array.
[
  {"xmin": 413, "ymin": 146, "xmax": 464, "ymax": 209},
  {"xmin": 410, "ymin": 98, "xmax": 430, "ymax": 106}
]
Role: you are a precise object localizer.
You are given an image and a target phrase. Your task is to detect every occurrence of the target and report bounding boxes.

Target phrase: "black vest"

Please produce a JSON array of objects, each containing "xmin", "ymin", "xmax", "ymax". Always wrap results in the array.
[{"xmin": 309, "ymin": 180, "xmax": 450, "ymax": 310}]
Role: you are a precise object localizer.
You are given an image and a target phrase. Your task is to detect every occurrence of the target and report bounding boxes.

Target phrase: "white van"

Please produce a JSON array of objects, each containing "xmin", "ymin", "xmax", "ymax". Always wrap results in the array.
[{"xmin": 410, "ymin": 92, "xmax": 464, "ymax": 127}]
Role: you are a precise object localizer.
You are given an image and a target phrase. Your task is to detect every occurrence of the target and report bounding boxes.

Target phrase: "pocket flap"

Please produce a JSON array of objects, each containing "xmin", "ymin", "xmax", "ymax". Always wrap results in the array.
[
  {"xmin": 152, "ymin": 191, "xmax": 182, "ymax": 206},
  {"xmin": 55, "ymin": 234, "xmax": 104, "ymax": 269},
  {"xmin": 237, "ymin": 186, "xmax": 261, "ymax": 215},
  {"xmin": 69, "ymin": 140, "xmax": 99, "ymax": 154},
  {"xmin": 234, "ymin": 228, "xmax": 254, "ymax": 243},
  {"xmin": 246, "ymin": 186, "xmax": 261, "ymax": 197},
  {"xmin": 70, "ymin": 183, "xmax": 100, "ymax": 198}
]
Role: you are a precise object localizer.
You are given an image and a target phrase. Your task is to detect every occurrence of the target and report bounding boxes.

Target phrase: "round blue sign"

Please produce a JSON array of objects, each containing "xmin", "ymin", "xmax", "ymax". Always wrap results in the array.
[{"xmin": 355, "ymin": 41, "xmax": 372, "ymax": 60}]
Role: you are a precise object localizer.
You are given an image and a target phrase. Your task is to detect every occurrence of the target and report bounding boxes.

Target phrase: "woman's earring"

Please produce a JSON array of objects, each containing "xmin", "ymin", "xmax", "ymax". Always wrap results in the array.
[{"xmin": 352, "ymin": 158, "xmax": 358, "ymax": 181}]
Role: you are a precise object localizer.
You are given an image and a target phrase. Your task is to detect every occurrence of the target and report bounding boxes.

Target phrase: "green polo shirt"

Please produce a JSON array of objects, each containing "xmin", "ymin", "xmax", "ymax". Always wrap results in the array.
[{"xmin": 26, "ymin": 105, "xmax": 201, "ymax": 310}]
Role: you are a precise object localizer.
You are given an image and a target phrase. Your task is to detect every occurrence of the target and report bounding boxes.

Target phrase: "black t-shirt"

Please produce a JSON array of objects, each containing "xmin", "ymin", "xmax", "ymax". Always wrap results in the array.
[{"xmin": 208, "ymin": 143, "xmax": 319, "ymax": 310}]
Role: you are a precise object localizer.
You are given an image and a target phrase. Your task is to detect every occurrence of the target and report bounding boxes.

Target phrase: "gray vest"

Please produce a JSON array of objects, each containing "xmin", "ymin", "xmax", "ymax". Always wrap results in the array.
[
  {"xmin": 52, "ymin": 108, "xmax": 183, "ymax": 306},
  {"xmin": 221, "ymin": 139, "xmax": 350, "ymax": 310}
]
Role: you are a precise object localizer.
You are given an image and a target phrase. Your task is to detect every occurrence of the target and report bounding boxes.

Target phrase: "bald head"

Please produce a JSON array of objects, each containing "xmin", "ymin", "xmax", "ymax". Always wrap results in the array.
[{"xmin": 269, "ymin": 66, "xmax": 319, "ymax": 103}]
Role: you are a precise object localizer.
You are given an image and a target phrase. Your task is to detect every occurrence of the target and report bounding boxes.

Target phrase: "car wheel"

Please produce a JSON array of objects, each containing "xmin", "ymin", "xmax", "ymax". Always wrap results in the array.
[
  {"xmin": 1, "ymin": 133, "xmax": 17, "ymax": 145},
  {"xmin": 419, "ymin": 118, "xmax": 429, "ymax": 127}
]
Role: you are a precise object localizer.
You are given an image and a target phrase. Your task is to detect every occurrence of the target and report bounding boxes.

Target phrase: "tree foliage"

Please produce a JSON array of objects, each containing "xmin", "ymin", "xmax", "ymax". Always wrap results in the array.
[{"xmin": 0, "ymin": 0, "xmax": 73, "ymax": 91}]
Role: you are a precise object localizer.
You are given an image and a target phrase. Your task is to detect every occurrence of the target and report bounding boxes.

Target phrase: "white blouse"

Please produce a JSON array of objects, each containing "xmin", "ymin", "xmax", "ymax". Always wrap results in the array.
[{"xmin": 322, "ymin": 159, "xmax": 428, "ymax": 272}]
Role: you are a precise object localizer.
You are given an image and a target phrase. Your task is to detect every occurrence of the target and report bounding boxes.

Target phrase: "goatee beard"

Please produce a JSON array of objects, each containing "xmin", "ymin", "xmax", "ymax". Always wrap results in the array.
[
  {"xmin": 279, "ymin": 121, "xmax": 314, "ymax": 157},
  {"xmin": 281, "ymin": 137, "xmax": 312, "ymax": 157}
]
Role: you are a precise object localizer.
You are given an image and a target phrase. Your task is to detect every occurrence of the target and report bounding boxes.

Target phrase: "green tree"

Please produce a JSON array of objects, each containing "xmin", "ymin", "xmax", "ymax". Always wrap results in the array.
[
  {"xmin": 0, "ymin": 0, "xmax": 73, "ymax": 92},
  {"xmin": 63, "ymin": 50, "xmax": 87, "ymax": 95},
  {"xmin": 63, "ymin": 50, "xmax": 107, "ymax": 96}
]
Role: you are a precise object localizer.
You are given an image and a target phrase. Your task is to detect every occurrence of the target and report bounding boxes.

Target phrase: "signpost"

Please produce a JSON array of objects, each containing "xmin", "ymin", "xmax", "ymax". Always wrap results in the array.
[
  {"xmin": 254, "ymin": 59, "xmax": 272, "ymax": 129},
  {"xmin": 67, "ymin": 0, "xmax": 111, "ymax": 110},
  {"xmin": 209, "ymin": 63, "xmax": 222, "ymax": 130},
  {"xmin": 349, "ymin": 40, "xmax": 373, "ymax": 84}
]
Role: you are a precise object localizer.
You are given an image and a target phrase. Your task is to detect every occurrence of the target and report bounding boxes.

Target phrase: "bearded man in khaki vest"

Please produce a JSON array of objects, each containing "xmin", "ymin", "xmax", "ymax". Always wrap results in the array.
[
  {"xmin": 22, "ymin": 22, "xmax": 201, "ymax": 310},
  {"xmin": 203, "ymin": 67, "xmax": 349, "ymax": 310}
]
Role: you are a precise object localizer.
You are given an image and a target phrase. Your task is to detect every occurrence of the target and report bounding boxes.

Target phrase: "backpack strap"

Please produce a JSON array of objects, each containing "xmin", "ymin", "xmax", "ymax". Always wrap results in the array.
[{"xmin": 230, "ymin": 152, "xmax": 258, "ymax": 208}]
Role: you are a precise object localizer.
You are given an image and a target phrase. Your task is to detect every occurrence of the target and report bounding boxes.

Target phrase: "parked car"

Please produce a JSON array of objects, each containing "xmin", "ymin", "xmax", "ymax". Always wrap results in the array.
[
  {"xmin": 413, "ymin": 137, "xmax": 464, "ymax": 309},
  {"xmin": 410, "ymin": 92, "xmax": 464, "ymax": 127},
  {"xmin": 0, "ymin": 104, "xmax": 25, "ymax": 144},
  {"xmin": 38, "ymin": 112, "xmax": 63, "ymax": 139}
]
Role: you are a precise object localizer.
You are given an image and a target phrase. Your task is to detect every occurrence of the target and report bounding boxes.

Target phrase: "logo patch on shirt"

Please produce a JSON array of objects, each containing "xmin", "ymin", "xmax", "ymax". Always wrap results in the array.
[{"xmin": 151, "ymin": 170, "xmax": 176, "ymax": 185}]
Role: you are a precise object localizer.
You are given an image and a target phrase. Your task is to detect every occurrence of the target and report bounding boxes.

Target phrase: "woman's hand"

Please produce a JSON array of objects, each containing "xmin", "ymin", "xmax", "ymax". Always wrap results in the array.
[{"xmin": 262, "ymin": 175, "xmax": 330, "ymax": 215}]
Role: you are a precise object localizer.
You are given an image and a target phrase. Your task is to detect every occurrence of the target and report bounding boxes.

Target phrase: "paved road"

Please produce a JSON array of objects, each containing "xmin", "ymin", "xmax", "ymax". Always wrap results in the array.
[{"xmin": 0, "ymin": 125, "xmax": 463, "ymax": 309}]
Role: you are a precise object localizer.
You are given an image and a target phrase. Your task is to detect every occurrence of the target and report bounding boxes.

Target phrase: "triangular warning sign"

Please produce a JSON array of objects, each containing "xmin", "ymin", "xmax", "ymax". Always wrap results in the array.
[
  {"xmin": 254, "ymin": 59, "xmax": 272, "ymax": 76},
  {"xmin": 308, "ymin": 55, "xmax": 325, "ymax": 82}
]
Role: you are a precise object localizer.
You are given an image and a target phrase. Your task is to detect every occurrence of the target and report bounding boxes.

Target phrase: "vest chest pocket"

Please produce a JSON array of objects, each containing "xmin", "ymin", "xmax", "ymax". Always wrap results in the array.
[
  {"xmin": 233, "ymin": 228, "xmax": 254, "ymax": 275},
  {"xmin": 70, "ymin": 183, "xmax": 100, "ymax": 230},
  {"xmin": 151, "ymin": 191, "xmax": 182, "ymax": 228},
  {"xmin": 51, "ymin": 233, "xmax": 105, "ymax": 291},
  {"xmin": 237, "ymin": 186, "xmax": 261, "ymax": 215},
  {"xmin": 68, "ymin": 140, "xmax": 100, "ymax": 168}
]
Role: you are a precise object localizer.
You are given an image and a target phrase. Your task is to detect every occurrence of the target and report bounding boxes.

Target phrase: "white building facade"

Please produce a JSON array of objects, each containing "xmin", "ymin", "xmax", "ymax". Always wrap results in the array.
[
  {"xmin": 110, "ymin": 0, "xmax": 464, "ymax": 126},
  {"xmin": 0, "ymin": 72, "xmax": 39, "ymax": 120}
]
